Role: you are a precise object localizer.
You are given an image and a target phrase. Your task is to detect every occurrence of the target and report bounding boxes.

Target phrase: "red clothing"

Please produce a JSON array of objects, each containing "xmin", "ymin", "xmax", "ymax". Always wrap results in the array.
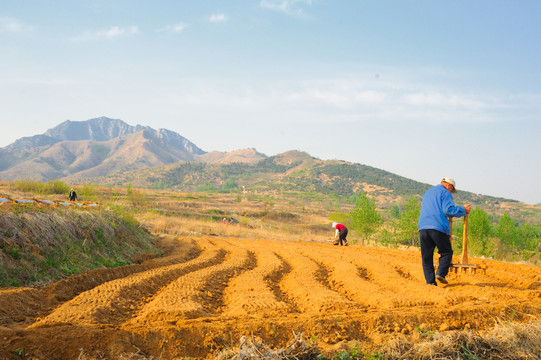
[{"xmin": 335, "ymin": 223, "xmax": 346, "ymax": 231}]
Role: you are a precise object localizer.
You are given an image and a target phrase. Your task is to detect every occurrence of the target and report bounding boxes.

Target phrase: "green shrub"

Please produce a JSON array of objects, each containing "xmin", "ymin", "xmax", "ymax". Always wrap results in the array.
[
  {"xmin": 45, "ymin": 179, "xmax": 70, "ymax": 194},
  {"xmin": 79, "ymin": 183, "xmax": 98, "ymax": 201},
  {"xmin": 14, "ymin": 178, "xmax": 70, "ymax": 195}
]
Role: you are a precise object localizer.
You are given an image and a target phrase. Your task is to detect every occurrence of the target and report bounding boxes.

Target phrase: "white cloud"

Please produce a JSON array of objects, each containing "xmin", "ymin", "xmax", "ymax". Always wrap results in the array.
[
  {"xmin": 209, "ymin": 14, "xmax": 228, "ymax": 23},
  {"xmin": 70, "ymin": 25, "xmax": 139, "ymax": 41},
  {"xmin": 157, "ymin": 23, "xmax": 188, "ymax": 34},
  {"xmin": 286, "ymin": 88, "xmax": 386, "ymax": 108},
  {"xmin": 0, "ymin": 17, "xmax": 34, "ymax": 33},
  {"xmin": 283, "ymin": 80, "xmax": 388, "ymax": 109},
  {"xmin": 7, "ymin": 76, "xmax": 70, "ymax": 85},
  {"xmin": 159, "ymin": 75, "xmax": 540, "ymax": 126},
  {"xmin": 402, "ymin": 91, "xmax": 486, "ymax": 109},
  {"xmin": 260, "ymin": 0, "xmax": 313, "ymax": 17},
  {"xmin": 354, "ymin": 90, "xmax": 388, "ymax": 104}
]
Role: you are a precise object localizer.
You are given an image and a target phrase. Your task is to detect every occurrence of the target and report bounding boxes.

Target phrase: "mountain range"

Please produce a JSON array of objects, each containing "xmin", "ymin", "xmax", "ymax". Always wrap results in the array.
[
  {"xmin": 1, "ymin": 117, "xmax": 533, "ymax": 215},
  {"xmin": 0, "ymin": 117, "xmax": 265, "ymax": 182}
]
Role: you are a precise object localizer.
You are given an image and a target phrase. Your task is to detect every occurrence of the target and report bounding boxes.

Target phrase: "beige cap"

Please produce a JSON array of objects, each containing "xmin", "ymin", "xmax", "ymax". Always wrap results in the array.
[{"xmin": 441, "ymin": 177, "xmax": 457, "ymax": 193}]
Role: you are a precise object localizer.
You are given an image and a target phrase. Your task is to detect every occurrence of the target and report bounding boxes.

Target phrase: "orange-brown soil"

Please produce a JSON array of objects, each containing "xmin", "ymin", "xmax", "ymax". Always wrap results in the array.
[{"xmin": 0, "ymin": 236, "xmax": 539, "ymax": 359}]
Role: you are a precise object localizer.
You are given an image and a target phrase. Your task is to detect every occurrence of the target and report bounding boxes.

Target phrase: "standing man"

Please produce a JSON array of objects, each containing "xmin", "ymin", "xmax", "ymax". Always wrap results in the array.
[
  {"xmin": 68, "ymin": 188, "xmax": 77, "ymax": 202},
  {"xmin": 332, "ymin": 222, "xmax": 348, "ymax": 246},
  {"xmin": 418, "ymin": 178, "xmax": 470, "ymax": 285}
]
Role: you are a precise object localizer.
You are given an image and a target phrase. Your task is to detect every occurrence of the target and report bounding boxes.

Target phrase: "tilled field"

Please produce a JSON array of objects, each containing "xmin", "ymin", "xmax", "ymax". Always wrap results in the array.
[{"xmin": 0, "ymin": 236, "xmax": 540, "ymax": 359}]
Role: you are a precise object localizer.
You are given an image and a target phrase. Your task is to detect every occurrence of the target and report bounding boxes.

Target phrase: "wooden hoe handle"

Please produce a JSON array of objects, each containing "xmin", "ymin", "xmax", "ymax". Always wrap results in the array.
[{"xmin": 461, "ymin": 214, "xmax": 469, "ymax": 264}]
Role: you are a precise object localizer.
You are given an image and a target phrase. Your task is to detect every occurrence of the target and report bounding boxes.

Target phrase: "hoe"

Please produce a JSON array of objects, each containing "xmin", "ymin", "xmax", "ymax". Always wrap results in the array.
[{"xmin": 447, "ymin": 214, "xmax": 487, "ymax": 274}]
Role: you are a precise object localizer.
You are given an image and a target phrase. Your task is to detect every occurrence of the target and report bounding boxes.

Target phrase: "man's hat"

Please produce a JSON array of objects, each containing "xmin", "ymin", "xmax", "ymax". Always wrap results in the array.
[{"xmin": 441, "ymin": 177, "xmax": 457, "ymax": 193}]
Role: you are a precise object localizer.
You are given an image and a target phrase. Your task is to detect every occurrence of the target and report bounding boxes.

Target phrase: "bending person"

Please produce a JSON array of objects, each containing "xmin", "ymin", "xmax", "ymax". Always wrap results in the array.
[{"xmin": 332, "ymin": 222, "xmax": 348, "ymax": 246}]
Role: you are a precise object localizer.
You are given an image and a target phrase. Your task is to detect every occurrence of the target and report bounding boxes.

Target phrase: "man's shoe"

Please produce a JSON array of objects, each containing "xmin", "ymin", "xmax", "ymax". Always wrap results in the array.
[{"xmin": 435, "ymin": 275, "xmax": 448, "ymax": 284}]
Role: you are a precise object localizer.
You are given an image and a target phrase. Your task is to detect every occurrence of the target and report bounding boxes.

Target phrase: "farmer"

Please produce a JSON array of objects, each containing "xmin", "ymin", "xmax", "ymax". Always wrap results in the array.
[
  {"xmin": 418, "ymin": 177, "xmax": 470, "ymax": 286},
  {"xmin": 332, "ymin": 222, "xmax": 348, "ymax": 246},
  {"xmin": 68, "ymin": 188, "xmax": 77, "ymax": 202}
]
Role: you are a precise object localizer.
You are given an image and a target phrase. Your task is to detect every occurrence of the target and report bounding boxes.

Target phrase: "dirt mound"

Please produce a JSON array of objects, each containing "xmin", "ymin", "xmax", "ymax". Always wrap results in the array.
[{"xmin": 0, "ymin": 237, "xmax": 539, "ymax": 359}]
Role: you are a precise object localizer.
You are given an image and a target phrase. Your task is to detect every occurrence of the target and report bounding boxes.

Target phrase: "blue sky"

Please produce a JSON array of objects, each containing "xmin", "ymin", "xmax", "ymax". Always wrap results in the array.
[{"xmin": 1, "ymin": 0, "xmax": 540, "ymax": 204}]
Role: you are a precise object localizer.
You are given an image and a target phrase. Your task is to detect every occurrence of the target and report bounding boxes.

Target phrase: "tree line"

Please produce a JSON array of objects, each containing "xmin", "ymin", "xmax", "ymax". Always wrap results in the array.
[{"xmin": 332, "ymin": 194, "xmax": 541, "ymax": 264}]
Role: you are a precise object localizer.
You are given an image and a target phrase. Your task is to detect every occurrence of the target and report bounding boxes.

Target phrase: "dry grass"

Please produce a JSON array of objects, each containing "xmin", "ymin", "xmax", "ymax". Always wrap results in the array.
[
  {"xmin": 382, "ymin": 319, "xmax": 541, "ymax": 360},
  {"xmin": 213, "ymin": 321, "xmax": 541, "ymax": 360},
  {"xmin": 120, "ymin": 185, "xmax": 355, "ymax": 243},
  {"xmin": 138, "ymin": 211, "xmax": 334, "ymax": 242},
  {"xmin": 1, "ymin": 180, "xmax": 348, "ymax": 243},
  {"xmin": 0, "ymin": 202, "xmax": 157, "ymax": 287},
  {"xmin": 215, "ymin": 332, "xmax": 320, "ymax": 360}
]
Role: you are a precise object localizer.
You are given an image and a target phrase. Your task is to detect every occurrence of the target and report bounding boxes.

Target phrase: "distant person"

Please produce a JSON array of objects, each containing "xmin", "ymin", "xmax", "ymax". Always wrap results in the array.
[
  {"xmin": 418, "ymin": 178, "xmax": 470, "ymax": 286},
  {"xmin": 69, "ymin": 188, "xmax": 77, "ymax": 202},
  {"xmin": 332, "ymin": 222, "xmax": 348, "ymax": 246}
]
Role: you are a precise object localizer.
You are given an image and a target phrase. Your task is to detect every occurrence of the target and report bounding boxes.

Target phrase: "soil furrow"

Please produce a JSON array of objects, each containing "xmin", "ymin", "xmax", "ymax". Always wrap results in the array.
[
  {"xmin": 272, "ymin": 245, "xmax": 359, "ymax": 313},
  {"xmin": 343, "ymin": 249, "xmax": 461, "ymax": 306},
  {"xmin": 0, "ymin": 236, "xmax": 198, "ymax": 325},
  {"xmin": 125, "ymin": 238, "xmax": 253, "ymax": 325},
  {"xmin": 292, "ymin": 244, "xmax": 419, "ymax": 308},
  {"xmin": 266, "ymin": 252, "xmax": 298, "ymax": 312},
  {"xmin": 222, "ymin": 239, "xmax": 294, "ymax": 318},
  {"xmin": 30, "ymin": 237, "xmax": 223, "ymax": 327}
]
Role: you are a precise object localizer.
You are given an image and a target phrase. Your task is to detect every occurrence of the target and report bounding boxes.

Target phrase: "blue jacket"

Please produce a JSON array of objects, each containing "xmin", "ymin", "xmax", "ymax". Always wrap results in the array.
[{"xmin": 418, "ymin": 184, "xmax": 466, "ymax": 235}]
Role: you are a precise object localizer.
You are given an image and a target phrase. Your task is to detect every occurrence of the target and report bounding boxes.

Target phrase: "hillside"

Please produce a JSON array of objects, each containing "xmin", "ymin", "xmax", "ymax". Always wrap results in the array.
[
  {"xmin": 83, "ymin": 150, "xmax": 540, "ymax": 223},
  {"xmin": 0, "ymin": 201, "xmax": 158, "ymax": 288}
]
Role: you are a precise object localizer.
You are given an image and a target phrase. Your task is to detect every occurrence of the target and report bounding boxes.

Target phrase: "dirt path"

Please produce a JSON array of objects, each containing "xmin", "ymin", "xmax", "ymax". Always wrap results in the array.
[{"xmin": 0, "ymin": 237, "xmax": 539, "ymax": 359}]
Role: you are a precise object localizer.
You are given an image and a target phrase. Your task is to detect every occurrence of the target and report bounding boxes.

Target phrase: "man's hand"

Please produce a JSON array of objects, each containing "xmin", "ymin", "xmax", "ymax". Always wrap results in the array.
[{"xmin": 465, "ymin": 204, "xmax": 471, "ymax": 214}]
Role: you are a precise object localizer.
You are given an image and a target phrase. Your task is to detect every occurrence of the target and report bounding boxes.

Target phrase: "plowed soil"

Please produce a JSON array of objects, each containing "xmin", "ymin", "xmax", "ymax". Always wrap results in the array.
[{"xmin": 1, "ymin": 236, "xmax": 540, "ymax": 359}]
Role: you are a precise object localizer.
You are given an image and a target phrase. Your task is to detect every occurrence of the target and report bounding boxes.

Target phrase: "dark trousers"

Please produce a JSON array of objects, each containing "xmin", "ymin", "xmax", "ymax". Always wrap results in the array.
[
  {"xmin": 419, "ymin": 229, "xmax": 453, "ymax": 285},
  {"xmin": 339, "ymin": 228, "xmax": 348, "ymax": 245}
]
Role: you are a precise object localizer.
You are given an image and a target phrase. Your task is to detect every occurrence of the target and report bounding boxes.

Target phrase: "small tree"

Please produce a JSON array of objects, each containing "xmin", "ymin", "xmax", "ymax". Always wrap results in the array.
[
  {"xmin": 349, "ymin": 193, "xmax": 382, "ymax": 245},
  {"xmin": 221, "ymin": 179, "xmax": 239, "ymax": 193},
  {"xmin": 397, "ymin": 196, "xmax": 421, "ymax": 246},
  {"xmin": 468, "ymin": 207, "xmax": 493, "ymax": 257},
  {"xmin": 519, "ymin": 224, "xmax": 541, "ymax": 251},
  {"xmin": 518, "ymin": 224, "xmax": 541, "ymax": 252},
  {"xmin": 390, "ymin": 205, "xmax": 400, "ymax": 219},
  {"xmin": 496, "ymin": 212, "xmax": 519, "ymax": 252},
  {"xmin": 329, "ymin": 211, "xmax": 349, "ymax": 226}
]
